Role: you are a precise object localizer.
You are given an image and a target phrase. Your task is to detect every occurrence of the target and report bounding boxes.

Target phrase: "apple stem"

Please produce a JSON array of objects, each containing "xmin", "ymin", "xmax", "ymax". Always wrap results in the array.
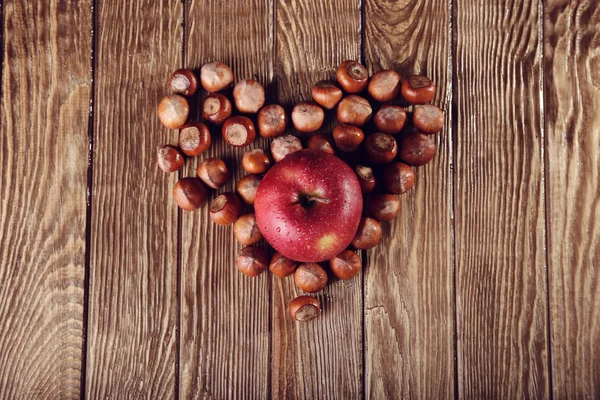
[{"xmin": 306, "ymin": 196, "xmax": 330, "ymax": 205}]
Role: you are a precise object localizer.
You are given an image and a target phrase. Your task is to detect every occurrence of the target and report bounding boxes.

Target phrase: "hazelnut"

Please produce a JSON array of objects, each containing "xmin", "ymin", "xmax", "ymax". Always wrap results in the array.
[
  {"xmin": 202, "ymin": 93, "xmax": 232, "ymax": 125},
  {"xmin": 336, "ymin": 60, "xmax": 369, "ymax": 93},
  {"xmin": 382, "ymin": 162, "xmax": 415, "ymax": 194},
  {"xmin": 289, "ymin": 296, "xmax": 321, "ymax": 322},
  {"xmin": 367, "ymin": 194, "xmax": 400, "ymax": 221},
  {"xmin": 413, "ymin": 105, "xmax": 444, "ymax": 134},
  {"xmin": 337, "ymin": 95, "xmax": 372, "ymax": 127},
  {"xmin": 196, "ymin": 158, "xmax": 229, "ymax": 189},
  {"xmin": 294, "ymin": 263, "xmax": 328, "ymax": 293},
  {"xmin": 200, "ymin": 62, "xmax": 233, "ymax": 92},
  {"xmin": 351, "ymin": 218, "xmax": 382, "ymax": 249},
  {"xmin": 401, "ymin": 75, "xmax": 436, "ymax": 104},
  {"xmin": 307, "ymin": 134, "xmax": 335, "ymax": 155},
  {"xmin": 291, "ymin": 102, "xmax": 325, "ymax": 133},
  {"xmin": 236, "ymin": 246, "xmax": 268, "ymax": 277},
  {"xmin": 329, "ymin": 250, "xmax": 362, "ymax": 280},
  {"xmin": 173, "ymin": 177, "xmax": 207, "ymax": 211},
  {"xmin": 169, "ymin": 68, "xmax": 198, "ymax": 96},
  {"xmin": 355, "ymin": 165, "xmax": 376, "ymax": 193},
  {"xmin": 368, "ymin": 70, "xmax": 401, "ymax": 102},
  {"xmin": 333, "ymin": 124, "xmax": 364, "ymax": 152},
  {"xmin": 209, "ymin": 193, "xmax": 242, "ymax": 225},
  {"xmin": 157, "ymin": 145, "xmax": 185, "ymax": 173},
  {"xmin": 311, "ymin": 81, "xmax": 343, "ymax": 109},
  {"xmin": 398, "ymin": 132, "xmax": 436, "ymax": 166},
  {"xmin": 242, "ymin": 148, "xmax": 271, "ymax": 174},
  {"xmin": 269, "ymin": 253, "xmax": 299, "ymax": 278},
  {"xmin": 237, "ymin": 174, "xmax": 261, "ymax": 204},
  {"xmin": 233, "ymin": 79, "xmax": 265, "ymax": 113},
  {"xmin": 374, "ymin": 104, "xmax": 407, "ymax": 134},
  {"xmin": 234, "ymin": 213, "xmax": 263, "ymax": 245},
  {"xmin": 258, "ymin": 104, "xmax": 287, "ymax": 138},
  {"xmin": 271, "ymin": 134, "xmax": 302, "ymax": 162},
  {"xmin": 364, "ymin": 132, "xmax": 398, "ymax": 164},
  {"xmin": 157, "ymin": 95, "xmax": 189, "ymax": 129},
  {"xmin": 222, "ymin": 116, "xmax": 256, "ymax": 147},
  {"xmin": 179, "ymin": 123, "xmax": 211, "ymax": 156}
]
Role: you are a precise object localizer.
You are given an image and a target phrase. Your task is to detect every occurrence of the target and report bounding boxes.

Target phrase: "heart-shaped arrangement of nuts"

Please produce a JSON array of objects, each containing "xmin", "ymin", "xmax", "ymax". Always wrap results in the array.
[{"xmin": 157, "ymin": 61, "xmax": 444, "ymax": 322}]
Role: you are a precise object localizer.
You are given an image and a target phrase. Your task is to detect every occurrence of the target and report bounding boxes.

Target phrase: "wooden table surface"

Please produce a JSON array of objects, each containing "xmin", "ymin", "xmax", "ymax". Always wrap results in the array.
[{"xmin": 1, "ymin": 0, "xmax": 599, "ymax": 398}]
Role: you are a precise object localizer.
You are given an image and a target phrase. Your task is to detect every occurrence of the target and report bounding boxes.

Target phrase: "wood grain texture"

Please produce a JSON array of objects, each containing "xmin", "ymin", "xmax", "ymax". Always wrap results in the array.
[
  {"xmin": 179, "ymin": 0, "xmax": 273, "ymax": 397},
  {"xmin": 544, "ymin": 1, "xmax": 600, "ymax": 397},
  {"xmin": 454, "ymin": 0, "xmax": 550, "ymax": 397},
  {"xmin": 363, "ymin": 0, "xmax": 454, "ymax": 398},
  {"xmin": 85, "ymin": 1, "xmax": 181, "ymax": 397},
  {"xmin": 271, "ymin": 1, "xmax": 363, "ymax": 398},
  {"xmin": 0, "ymin": 1, "xmax": 91, "ymax": 398}
]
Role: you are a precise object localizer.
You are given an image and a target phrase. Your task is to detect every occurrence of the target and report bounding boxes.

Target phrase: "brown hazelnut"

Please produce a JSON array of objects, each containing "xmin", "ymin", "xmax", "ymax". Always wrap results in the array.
[
  {"xmin": 401, "ymin": 75, "xmax": 436, "ymax": 104},
  {"xmin": 291, "ymin": 102, "xmax": 325, "ymax": 133},
  {"xmin": 222, "ymin": 116, "xmax": 256, "ymax": 147},
  {"xmin": 329, "ymin": 250, "xmax": 362, "ymax": 280},
  {"xmin": 398, "ymin": 132, "xmax": 436, "ymax": 166},
  {"xmin": 307, "ymin": 134, "xmax": 335, "ymax": 155},
  {"xmin": 210, "ymin": 193, "xmax": 242, "ymax": 225},
  {"xmin": 236, "ymin": 246, "xmax": 268, "ymax": 277},
  {"xmin": 234, "ymin": 213, "xmax": 263, "ymax": 245},
  {"xmin": 257, "ymin": 104, "xmax": 287, "ymax": 138},
  {"xmin": 242, "ymin": 148, "xmax": 271, "ymax": 174},
  {"xmin": 271, "ymin": 134, "xmax": 302, "ymax": 162},
  {"xmin": 368, "ymin": 70, "xmax": 401, "ymax": 102},
  {"xmin": 294, "ymin": 263, "xmax": 328, "ymax": 293},
  {"xmin": 289, "ymin": 296, "xmax": 321, "ymax": 322},
  {"xmin": 233, "ymin": 79, "xmax": 265, "ymax": 113},
  {"xmin": 383, "ymin": 162, "xmax": 415, "ymax": 194},
  {"xmin": 173, "ymin": 177, "xmax": 207, "ymax": 211},
  {"xmin": 336, "ymin": 60, "xmax": 369, "ymax": 93},
  {"xmin": 269, "ymin": 252, "xmax": 299, "ymax": 278},
  {"xmin": 355, "ymin": 165, "xmax": 376, "ymax": 193},
  {"xmin": 196, "ymin": 158, "xmax": 229, "ymax": 189},
  {"xmin": 157, "ymin": 145, "xmax": 185, "ymax": 173},
  {"xmin": 158, "ymin": 95, "xmax": 189, "ymax": 129},
  {"xmin": 367, "ymin": 194, "xmax": 400, "ymax": 221},
  {"xmin": 202, "ymin": 93, "xmax": 232, "ymax": 125},
  {"xmin": 413, "ymin": 105, "xmax": 444, "ymax": 134},
  {"xmin": 364, "ymin": 132, "xmax": 398, "ymax": 164},
  {"xmin": 237, "ymin": 174, "xmax": 262, "ymax": 204},
  {"xmin": 311, "ymin": 81, "xmax": 343, "ymax": 109},
  {"xmin": 351, "ymin": 218, "xmax": 382, "ymax": 249},
  {"xmin": 374, "ymin": 104, "xmax": 407, "ymax": 134},
  {"xmin": 200, "ymin": 62, "xmax": 234, "ymax": 92},
  {"xmin": 170, "ymin": 68, "xmax": 198, "ymax": 96},
  {"xmin": 179, "ymin": 123, "xmax": 211, "ymax": 156},
  {"xmin": 333, "ymin": 124, "xmax": 364, "ymax": 152},
  {"xmin": 337, "ymin": 95, "xmax": 372, "ymax": 127}
]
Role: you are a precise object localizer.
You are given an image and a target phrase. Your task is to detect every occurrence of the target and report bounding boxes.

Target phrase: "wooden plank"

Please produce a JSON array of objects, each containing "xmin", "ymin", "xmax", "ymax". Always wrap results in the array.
[
  {"xmin": 86, "ymin": 1, "xmax": 181, "ymax": 397},
  {"xmin": 454, "ymin": 0, "xmax": 550, "ymax": 397},
  {"xmin": 0, "ymin": 0, "xmax": 91, "ymax": 398},
  {"xmin": 179, "ymin": 0, "xmax": 273, "ymax": 397},
  {"xmin": 362, "ymin": 0, "xmax": 454, "ymax": 397},
  {"xmin": 271, "ymin": 1, "xmax": 363, "ymax": 398},
  {"xmin": 0, "ymin": 1, "xmax": 91, "ymax": 398},
  {"xmin": 544, "ymin": 1, "xmax": 600, "ymax": 397}
]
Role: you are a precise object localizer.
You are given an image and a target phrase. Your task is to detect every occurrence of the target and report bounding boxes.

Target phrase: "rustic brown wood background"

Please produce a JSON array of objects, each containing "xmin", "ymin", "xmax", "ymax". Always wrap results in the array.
[{"xmin": 0, "ymin": 0, "xmax": 598, "ymax": 398}]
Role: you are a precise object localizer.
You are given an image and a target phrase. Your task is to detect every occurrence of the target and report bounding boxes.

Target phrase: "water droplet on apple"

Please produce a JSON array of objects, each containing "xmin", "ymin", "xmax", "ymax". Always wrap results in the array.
[{"xmin": 276, "ymin": 227, "xmax": 281, "ymax": 233}]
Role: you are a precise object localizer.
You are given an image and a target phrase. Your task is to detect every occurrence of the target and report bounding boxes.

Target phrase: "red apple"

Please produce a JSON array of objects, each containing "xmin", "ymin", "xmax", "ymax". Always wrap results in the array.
[{"xmin": 255, "ymin": 149, "xmax": 363, "ymax": 262}]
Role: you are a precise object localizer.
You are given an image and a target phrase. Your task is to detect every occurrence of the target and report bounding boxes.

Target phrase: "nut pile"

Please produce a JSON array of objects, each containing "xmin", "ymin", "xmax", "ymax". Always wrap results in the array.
[{"xmin": 156, "ymin": 61, "xmax": 444, "ymax": 322}]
